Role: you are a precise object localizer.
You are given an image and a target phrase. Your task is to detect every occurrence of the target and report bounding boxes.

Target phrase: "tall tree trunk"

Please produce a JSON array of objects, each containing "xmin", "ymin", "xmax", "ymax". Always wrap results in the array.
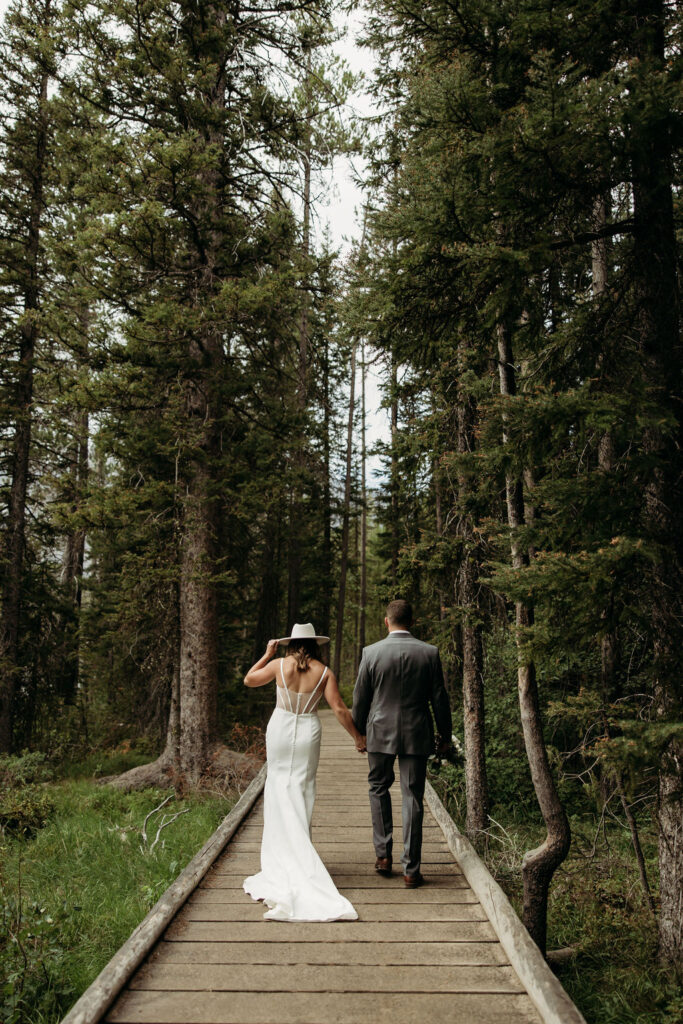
[
  {"xmin": 320, "ymin": 333, "xmax": 332, "ymax": 638},
  {"xmin": 178, "ymin": 392, "xmax": 220, "ymax": 784},
  {"xmin": 359, "ymin": 342, "xmax": 367, "ymax": 661},
  {"xmin": 497, "ymin": 320, "xmax": 571, "ymax": 955},
  {"xmin": 456, "ymin": 341, "xmax": 489, "ymax": 841},
  {"xmin": 434, "ymin": 459, "xmax": 447, "ymax": 624},
  {"xmin": 0, "ymin": 64, "xmax": 49, "ymax": 754},
  {"xmin": 389, "ymin": 347, "xmax": 399, "ymax": 588},
  {"xmin": 433, "ymin": 458, "xmax": 453, "ymax": 697},
  {"xmin": 61, "ymin": 312, "xmax": 90, "ymax": 708},
  {"xmin": 253, "ymin": 510, "xmax": 281, "ymax": 663},
  {"xmin": 162, "ymin": 582, "xmax": 182, "ymax": 771},
  {"xmin": 334, "ymin": 340, "xmax": 357, "ymax": 680},
  {"xmin": 174, "ymin": 2, "xmax": 225, "ymax": 785},
  {"xmin": 592, "ymin": 195, "xmax": 618, "ymax": 691},
  {"xmin": 630, "ymin": 0, "xmax": 683, "ymax": 972},
  {"xmin": 287, "ymin": 77, "xmax": 313, "ymax": 627},
  {"xmin": 592, "ymin": 200, "xmax": 654, "ymax": 913}
]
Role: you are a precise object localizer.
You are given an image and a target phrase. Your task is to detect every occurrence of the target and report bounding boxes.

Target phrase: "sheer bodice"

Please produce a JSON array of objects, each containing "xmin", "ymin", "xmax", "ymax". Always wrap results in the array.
[{"xmin": 275, "ymin": 658, "xmax": 328, "ymax": 715}]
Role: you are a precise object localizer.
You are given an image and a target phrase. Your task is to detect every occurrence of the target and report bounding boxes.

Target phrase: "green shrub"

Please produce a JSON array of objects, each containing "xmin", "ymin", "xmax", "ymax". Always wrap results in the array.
[
  {"xmin": 0, "ymin": 751, "xmax": 54, "ymax": 788},
  {"xmin": 0, "ymin": 786, "xmax": 55, "ymax": 839}
]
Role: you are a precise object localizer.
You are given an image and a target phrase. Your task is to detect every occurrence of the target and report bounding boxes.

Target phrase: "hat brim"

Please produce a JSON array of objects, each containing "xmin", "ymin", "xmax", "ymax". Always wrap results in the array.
[{"xmin": 277, "ymin": 635, "xmax": 330, "ymax": 645}]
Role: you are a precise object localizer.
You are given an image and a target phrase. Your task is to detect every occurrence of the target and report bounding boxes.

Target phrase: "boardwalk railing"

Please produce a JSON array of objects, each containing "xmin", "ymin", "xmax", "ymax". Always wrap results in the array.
[{"xmin": 425, "ymin": 782, "xmax": 586, "ymax": 1024}]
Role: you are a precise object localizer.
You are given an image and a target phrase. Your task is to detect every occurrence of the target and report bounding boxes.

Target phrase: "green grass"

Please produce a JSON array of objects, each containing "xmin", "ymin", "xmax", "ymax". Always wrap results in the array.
[
  {"xmin": 430, "ymin": 767, "xmax": 683, "ymax": 1024},
  {"xmin": 1, "ymin": 757, "xmax": 234, "ymax": 1024}
]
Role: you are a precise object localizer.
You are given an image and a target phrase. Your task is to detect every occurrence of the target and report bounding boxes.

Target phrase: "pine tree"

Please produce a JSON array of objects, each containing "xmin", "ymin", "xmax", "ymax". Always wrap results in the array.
[{"xmin": 0, "ymin": 0, "xmax": 60, "ymax": 752}]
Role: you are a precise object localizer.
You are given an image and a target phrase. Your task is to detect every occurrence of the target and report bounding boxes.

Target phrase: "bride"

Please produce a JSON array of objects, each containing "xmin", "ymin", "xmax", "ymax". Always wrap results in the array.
[{"xmin": 242, "ymin": 622, "xmax": 365, "ymax": 922}]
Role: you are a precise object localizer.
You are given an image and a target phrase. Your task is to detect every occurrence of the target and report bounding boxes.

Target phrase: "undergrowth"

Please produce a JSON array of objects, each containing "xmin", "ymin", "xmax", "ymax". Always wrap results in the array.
[
  {"xmin": 430, "ymin": 762, "xmax": 682, "ymax": 1024},
  {"xmin": 0, "ymin": 753, "xmax": 233, "ymax": 1024}
]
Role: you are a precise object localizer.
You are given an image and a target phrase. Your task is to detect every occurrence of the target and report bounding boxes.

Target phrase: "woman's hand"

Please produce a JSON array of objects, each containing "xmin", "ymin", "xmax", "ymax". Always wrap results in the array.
[
  {"xmin": 265, "ymin": 639, "xmax": 279, "ymax": 659},
  {"xmin": 355, "ymin": 734, "xmax": 367, "ymax": 754}
]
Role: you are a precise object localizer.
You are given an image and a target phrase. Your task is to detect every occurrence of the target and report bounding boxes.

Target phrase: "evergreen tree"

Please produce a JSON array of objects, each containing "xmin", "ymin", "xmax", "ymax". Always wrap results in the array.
[
  {"xmin": 0, "ymin": 0, "xmax": 61, "ymax": 752},
  {"xmin": 357, "ymin": 0, "xmax": 681, "ymax": 964}
]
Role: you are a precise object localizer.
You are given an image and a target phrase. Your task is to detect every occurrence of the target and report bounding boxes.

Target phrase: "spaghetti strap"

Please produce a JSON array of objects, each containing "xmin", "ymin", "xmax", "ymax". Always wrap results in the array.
[{"xmin": 278, "ymin": 658, "xmax": 294, "ymax": 713}]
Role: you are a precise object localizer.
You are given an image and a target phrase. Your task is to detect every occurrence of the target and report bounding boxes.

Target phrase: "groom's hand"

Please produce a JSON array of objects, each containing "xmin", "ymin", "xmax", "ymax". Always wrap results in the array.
[
  {"xmin": 436, "ymin": 735, "xmax": 451, "ymax": 758},
  {"xmin": 355, "ymin": 735, "xmax": 367, "ymax": 753}
]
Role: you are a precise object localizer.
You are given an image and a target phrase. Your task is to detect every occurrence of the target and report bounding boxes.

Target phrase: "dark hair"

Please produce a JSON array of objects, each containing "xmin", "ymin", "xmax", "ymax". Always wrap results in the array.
[
  {"xmin": 287, "ymin": 638, "xmax": 321, "ymax": 671},
  {"xmin": 386, "ymin": 599, "xmax": 413, "ymax": 627}
]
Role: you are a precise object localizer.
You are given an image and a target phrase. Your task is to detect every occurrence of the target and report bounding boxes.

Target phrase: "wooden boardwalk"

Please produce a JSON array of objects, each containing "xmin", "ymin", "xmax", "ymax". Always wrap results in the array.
[{"xmin": 101, "ymin": 711, "xmax": 548, "ymax": 1024}]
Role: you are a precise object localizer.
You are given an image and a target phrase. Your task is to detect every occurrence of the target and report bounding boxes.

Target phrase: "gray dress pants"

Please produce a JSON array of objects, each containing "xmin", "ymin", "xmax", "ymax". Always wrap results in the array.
[{"xmin": 367, "ymin": 751, "xmax": 428, "ymax": 876}]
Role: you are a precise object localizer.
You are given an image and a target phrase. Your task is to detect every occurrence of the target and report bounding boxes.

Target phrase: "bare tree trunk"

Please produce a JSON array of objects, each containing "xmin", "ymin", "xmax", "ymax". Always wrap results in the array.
[
  {"xmin": 359, "ymin": 342, "xmax": 367, "ymax": 660},
  {"xmin": 455, "ymin": 342, "xmax": 488, "ymax": 841},
  {"xmin": 320, "ymin": 332, "xmax": 332, "ymax": 639},
  {"xmin": 334, "ymin": 340, "xmax": 357, "ymax": 680},
  {"xmin": 0, "ymin": 65, "xmax": 49, "ymax": 754},
  {"xmin": 434, "ymin": 461, "xmax": 447, "ymax": 623},
  {"xmin": 353, "ymin": 511, "xmax": 360, "ymax": 671},
  {"xmin": 178, "ymin": 453, "xmax": 219, "ymax": 783},
  {"xmin": 287, "ymin": 493, "xmax": 301, "ymax": 628},
  {"xmin": 390, "ymin": 348, "xmax": 399, "ymax": 588},
  {"xmin": 287, "ymin": 68, "xmax": 313, "ymax": 627},
  {"xmin": 619, "ymin": 772, "xmax": 657, "ymax": 915},
  {"xmin": 253, "ymin": 510, "xmax": 281, "ymax": 663},
  {"xmin": 592, "ymin": 196, "xmax": 655, "ymax": 913},
  {"xmin": 628, "ymin": 2, "xmax": 683, "ymax": 972},
  {"xmin": 497, "ymin": 320, "xmax": 571, "ymax": 955},
  {"xmin": 162, "ymin": 584, "xmax": 181, "ymax": 769},
  {"xmin": 433, "ymin": 460, "xmax": 454, "ymax": 698},
  {"xmin": 61, "ymin": 310, "xmax": 90, "ymax": 709},
  {"xmin": 593, "ymin": 192, "xmax": 619, "ymax": 748}
]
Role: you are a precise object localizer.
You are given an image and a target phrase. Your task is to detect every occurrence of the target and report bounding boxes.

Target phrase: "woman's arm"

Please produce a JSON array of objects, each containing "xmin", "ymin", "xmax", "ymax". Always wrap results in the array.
[
  {"xmin": 324, "ymin": 671, "xmax": 366, "ymax": 752},
  {"xmin": 244, "ymin": 639, "xmax": 279, "ymax": 687}
]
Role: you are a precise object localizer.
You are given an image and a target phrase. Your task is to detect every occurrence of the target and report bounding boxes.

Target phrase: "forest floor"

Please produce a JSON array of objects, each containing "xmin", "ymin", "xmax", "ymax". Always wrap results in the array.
[
  {"xmin": 1, "ymin": 748, "xmax": 234, "ymax": 1024},
  {"xmin": 430, "ymin": 768, "xmax": 683, "ymax": 1024}
]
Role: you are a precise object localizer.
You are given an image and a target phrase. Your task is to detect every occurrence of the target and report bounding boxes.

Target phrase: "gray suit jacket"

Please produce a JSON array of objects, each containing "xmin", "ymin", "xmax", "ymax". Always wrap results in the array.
[{"xmin": 352, "ymin": 632, "xmax": 452, "ymax": 756}]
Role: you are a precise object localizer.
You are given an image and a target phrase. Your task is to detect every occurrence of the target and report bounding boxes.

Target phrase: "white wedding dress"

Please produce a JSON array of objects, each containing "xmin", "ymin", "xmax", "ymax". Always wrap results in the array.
[{"xmin": 243, "ymin": 658, "xmax": 358, "ymax": 922}]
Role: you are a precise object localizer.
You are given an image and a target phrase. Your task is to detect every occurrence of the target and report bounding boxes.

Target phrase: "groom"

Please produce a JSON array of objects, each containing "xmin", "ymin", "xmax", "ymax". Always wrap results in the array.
[{"xmin": 352, "ymin": 600, "xmax": 452, "ymax": 888}]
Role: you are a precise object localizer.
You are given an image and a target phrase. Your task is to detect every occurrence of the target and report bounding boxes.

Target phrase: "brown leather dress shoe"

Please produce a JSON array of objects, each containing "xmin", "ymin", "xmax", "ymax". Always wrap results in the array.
[
  {"xmin": 375, "ymin": 856, "xmax": 392, "ymax": 876},
  {"xmin": 403, "ymin": 872, "xmax": 425, "ymax": 888}
]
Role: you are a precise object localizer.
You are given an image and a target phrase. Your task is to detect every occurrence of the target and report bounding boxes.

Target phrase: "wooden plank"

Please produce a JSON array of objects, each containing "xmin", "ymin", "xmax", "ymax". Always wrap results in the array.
[
  {"xmin": 189, "ymin": 886, "xmax": 478, "ymax": 904},
  {"xmin": 240, "ymin": 823, "xmax": 444, "ymax": 831},
  {"xmin": 200, "ymin": 872, "xmax": 468, "ymax": 889},
  {"xmin": 164, "ymin": 920, "xmax": 498, "ymax": 942},
  {"xmin": 105, "ymin": 990, "xmax": 541, "ymax": 1023},
  {"xmin": 228, "ymin": 841, "xmax": 451, "ymax": 853},
  {"xmin": 129, "ymin": 963, "xmax": 525, "ymax": 993},
  {"xmin": 146, "ymin": 939, "xmax": 510, "ymax": 967},
  {"xmin": 209, "ymin": 856, "xmax": 461, "ymax": 873},
  {"xmin": 181, "ymin": 902, "xmax": 487, "ymax": 922},
  {"xmin": 215, "ymin": 848, "xmax": 457, "ymax": 861}
]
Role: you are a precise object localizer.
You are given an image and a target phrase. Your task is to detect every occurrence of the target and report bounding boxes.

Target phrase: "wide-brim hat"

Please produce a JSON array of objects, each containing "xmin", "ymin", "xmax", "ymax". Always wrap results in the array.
[{"xmin": 277, "ymin": 622, "xmax": 330, "ymax": 645}]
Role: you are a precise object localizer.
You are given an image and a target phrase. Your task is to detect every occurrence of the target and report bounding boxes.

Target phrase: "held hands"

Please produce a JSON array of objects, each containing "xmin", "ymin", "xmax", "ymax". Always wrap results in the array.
[{"xmin": 355, "ymin": 734, "xmax": 367, "ymax": 754}]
